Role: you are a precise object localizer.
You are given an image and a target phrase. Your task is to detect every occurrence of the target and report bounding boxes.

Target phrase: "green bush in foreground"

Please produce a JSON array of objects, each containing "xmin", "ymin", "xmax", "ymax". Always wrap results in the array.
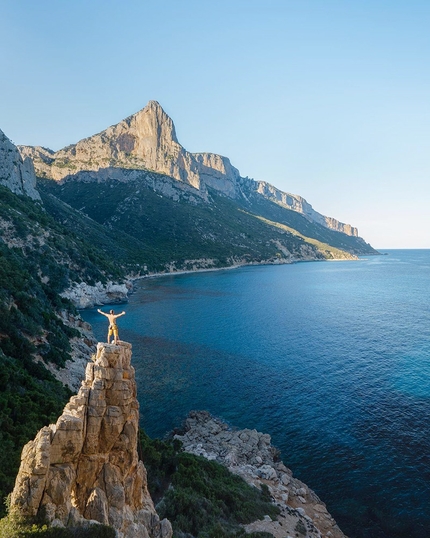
[
  {"xmin": 139, "ymin": 431, "xmax": 279, "ymax": 538},
  {"xmin": 0, "ymin": 512, "xmax": 115, "ymax": 538}
]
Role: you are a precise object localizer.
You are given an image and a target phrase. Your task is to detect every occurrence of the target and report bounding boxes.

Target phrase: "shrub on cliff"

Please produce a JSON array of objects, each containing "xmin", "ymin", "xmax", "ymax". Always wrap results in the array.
[{"xmin": 0, "ymin": 515, "xmax": 116, "ymax": 538}]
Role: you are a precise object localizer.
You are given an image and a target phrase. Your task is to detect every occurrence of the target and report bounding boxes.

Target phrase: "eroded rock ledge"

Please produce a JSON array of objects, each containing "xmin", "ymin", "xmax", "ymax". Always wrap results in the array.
[
  {"xmin": 61, "ymin": 280, "xmax": 131, "ymax": 309},
  {"xmin": 174, "ymin": 411, "xmax": 347, "ymax": 538},
  {"xmin": 10, "ymin": 342, "xmax": 172, "ymax": 538}
]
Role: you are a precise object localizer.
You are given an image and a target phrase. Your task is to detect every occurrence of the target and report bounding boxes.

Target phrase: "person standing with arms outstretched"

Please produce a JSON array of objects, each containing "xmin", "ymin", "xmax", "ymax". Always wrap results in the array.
[{"xmin": 97, "ymin": 309, "xmax": 126, "ymax": 345}]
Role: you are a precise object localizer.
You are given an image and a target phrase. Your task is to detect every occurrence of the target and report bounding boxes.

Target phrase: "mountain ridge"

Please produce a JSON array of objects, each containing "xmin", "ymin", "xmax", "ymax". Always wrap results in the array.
[{"xmin": 20, "ymin": 100, "xmax": 360, "ymax": 239}]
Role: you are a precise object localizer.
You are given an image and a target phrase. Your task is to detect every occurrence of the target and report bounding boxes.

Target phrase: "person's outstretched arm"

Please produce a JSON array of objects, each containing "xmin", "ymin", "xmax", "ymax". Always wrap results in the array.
[
  {"xmin": 114, "ymin": 311, "xmax": 126, "ymax": 319},
  {"xmin": 97, "ymin": 309, "xmax": 109, "ymax": 317}
]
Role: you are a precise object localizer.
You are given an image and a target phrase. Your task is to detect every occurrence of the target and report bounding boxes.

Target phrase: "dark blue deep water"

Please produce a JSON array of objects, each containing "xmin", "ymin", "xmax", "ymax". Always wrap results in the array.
[{"xmin": 82, "ymin": 250, "xmax": 430, "ymax": 538}]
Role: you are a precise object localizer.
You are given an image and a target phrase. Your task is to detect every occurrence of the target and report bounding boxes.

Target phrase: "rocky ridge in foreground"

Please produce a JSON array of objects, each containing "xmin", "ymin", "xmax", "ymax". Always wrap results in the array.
[
  {"xmin": 175, "ymin": 411, "xmax": 347, "ymax": 538},
  {"xmin": 8, "ymin": 338, "xmax": 347, "ymax": 538},
  {"xmin": 10, "ymin": 342, "xmax": 172, "ymax": 538}
]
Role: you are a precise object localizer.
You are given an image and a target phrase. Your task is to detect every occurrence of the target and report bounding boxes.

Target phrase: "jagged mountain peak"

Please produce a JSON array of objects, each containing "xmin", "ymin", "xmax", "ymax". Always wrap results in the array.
[
  {"xmin": 19, "ymin": 100, "xmax": 238, "ymax": 192},
  {"xmin": 142, "ymin": 99, "xmax": 169, "ymax": 116},
  {"xmin": 18, "ymin": 102, "xmax": 363, "ymax": 238},
  {"xmin": 121, "ymin": 100, "xmax": 179, "ymax": 145}
]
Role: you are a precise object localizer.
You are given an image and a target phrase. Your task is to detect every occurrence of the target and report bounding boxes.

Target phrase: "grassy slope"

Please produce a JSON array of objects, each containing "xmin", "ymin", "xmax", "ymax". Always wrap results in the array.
[{"xmin": 242, "ymin": 193, "xmax": 378, "ymax": 255}]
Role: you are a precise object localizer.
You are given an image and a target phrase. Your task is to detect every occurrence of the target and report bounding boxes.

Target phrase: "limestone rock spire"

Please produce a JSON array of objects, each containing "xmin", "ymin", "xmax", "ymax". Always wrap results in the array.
[
  {"xmin": 0, "ymin": 128, "xmax": 40, "ymax": 200},
  {"xmin": 10, "ymin": 342, "xmax": 172, "ymax": 538},
  {"xmin": 134, "ymin": 100, "xmax": 179, "ymax": 144}
]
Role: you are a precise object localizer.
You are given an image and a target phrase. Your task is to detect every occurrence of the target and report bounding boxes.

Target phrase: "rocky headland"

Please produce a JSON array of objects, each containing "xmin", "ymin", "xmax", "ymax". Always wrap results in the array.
[
  {"xmin": 175, "ymin": 411, "xmax": 347, "ymax": 538},
  {"xmin": 61, "ymin": 280, "xmax": 132, "ymax": 310}
]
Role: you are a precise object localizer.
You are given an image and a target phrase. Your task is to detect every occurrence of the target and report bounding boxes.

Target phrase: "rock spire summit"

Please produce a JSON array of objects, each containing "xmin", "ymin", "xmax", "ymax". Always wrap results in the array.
[{"xmin": 10, "ymin": 342, "xmax": 172, "ymax": 538}]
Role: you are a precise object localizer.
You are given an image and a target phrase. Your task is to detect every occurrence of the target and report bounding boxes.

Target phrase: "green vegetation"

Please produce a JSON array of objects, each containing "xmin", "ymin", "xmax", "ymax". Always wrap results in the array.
[
  {"xmin": 139, "ymin": 431, "xmax": 279, "ymax": 538},
  {"xmin": 0, "ymin": 510, "xmax": 115, "ymax": 538},
  {"xmin": 0, "ymin": 348, "xmax": 71, "ymax": 515},
  {"xmin": 0, "ymin": 186, "xmax": 124, "ymax": 288},
  {"xmin": 242, "ymin": 192, "xmax": 375, "ymax": 255},
  {"xmin": 39, "ymin": 190, "xmax": 157, "ymax": 272},
  {"xmin": 39, "ymin": 176, "xmax": 358, "ymax": 274},
  {"xmin": 244, "ymin": 210, "xmax": 353, "ymax": 259}
]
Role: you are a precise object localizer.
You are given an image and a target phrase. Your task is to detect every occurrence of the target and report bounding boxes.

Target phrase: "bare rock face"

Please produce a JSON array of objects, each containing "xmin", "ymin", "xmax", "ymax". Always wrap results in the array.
[
  {"xmin": 19, "ymin": 101, "xmax": 240, "ymax": 195},
  {"xmin": 10, "ymin": 342, "xmax": 172, "ymax": 538},
  {"xmin": 255, "ymin": 181, "xmax": 358, "ymax": 237},
  {"xmin": 0, "ymin": 129, "xmax": 40, "ymax": 200}
]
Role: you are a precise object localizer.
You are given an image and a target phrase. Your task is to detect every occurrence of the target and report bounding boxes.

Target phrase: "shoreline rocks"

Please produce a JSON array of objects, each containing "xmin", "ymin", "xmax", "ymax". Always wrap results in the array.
[{"xmin": 174, "ymin": 411, "xmax": 347, "ymax": 538}]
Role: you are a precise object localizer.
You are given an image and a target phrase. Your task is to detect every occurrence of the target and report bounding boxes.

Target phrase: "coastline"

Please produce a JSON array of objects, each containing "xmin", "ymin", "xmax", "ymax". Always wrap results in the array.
[{"xmin": 128, "ymin": 254, "xmax": 359, "ymax": 285}]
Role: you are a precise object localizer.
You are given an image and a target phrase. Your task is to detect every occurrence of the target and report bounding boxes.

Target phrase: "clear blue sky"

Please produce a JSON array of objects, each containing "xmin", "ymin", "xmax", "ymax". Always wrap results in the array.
[{"xmin": 1, "ymin": 0, "xmax": 429, "ymax": 248}]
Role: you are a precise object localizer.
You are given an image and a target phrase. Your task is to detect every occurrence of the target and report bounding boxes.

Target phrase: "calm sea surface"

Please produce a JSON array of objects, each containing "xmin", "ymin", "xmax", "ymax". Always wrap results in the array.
[{"xmin": 82, "ymin": 250, "xmax": 430, "ymax": 538}]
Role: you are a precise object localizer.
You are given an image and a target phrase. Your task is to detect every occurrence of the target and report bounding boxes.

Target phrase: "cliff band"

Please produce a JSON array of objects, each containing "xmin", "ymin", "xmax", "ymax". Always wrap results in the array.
[{"xmin": 10, "ymin": 342, "xmax": 172, "ymax": 538}]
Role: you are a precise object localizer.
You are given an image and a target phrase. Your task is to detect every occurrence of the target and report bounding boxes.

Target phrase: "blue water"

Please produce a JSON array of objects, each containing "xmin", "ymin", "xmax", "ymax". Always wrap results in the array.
[{"xmin": 82, "ymin": 250, "xmax": 430, "ymax": 538}]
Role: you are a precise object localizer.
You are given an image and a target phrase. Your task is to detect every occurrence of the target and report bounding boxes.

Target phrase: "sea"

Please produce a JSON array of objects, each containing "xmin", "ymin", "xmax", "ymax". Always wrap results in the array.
[{"xmin": 81, "ymin": 249, "xmax": 430, "ymax": 538}]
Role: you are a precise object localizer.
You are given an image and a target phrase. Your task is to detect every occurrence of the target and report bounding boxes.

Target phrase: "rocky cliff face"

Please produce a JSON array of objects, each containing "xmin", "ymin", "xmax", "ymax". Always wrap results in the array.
[
  {"xmin": 61, "ymin": 280, "xmax": 131, "ymax": 310},
  {"xmin": 20, "ymin": 101, "xmax": 359, "ymax": 237},
  {"xmin": 254, "ymin": 182, "xmax": 358, "ymax": 237},
  {"xmin": 175, "ymin": 411, "xmax": 347, "ymax": 538},
  {"xmin": 0, "ymin": 129, "xmax": 40, "ymax": 200},
  {"xmin": 19, "ymin": 101, "xmax": 240, "ymax": 198},
  {"xmin": 10, "ymin": 342, "xmax": 172, "ymax": 538}
]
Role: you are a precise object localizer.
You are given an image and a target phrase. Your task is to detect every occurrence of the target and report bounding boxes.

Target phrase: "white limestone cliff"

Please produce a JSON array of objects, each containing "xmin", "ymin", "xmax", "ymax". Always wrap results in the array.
[
  {"xmin": 61, "ymin": 280, "xmax": 131, "ymax": 309},
  {"xmin": 0, "ymin": 129, "xmax": 40, "ymax": 200},
  {"xmin": 10, "ymin": 342, "xmax": 172, "ymax": 538},
  {"xmin": 20, "ymin": 101, "xmax": 203, "ymax": 190},
  {"xmin": 254, "ymin": 182, "xmax": 358, "ymax": 237}
]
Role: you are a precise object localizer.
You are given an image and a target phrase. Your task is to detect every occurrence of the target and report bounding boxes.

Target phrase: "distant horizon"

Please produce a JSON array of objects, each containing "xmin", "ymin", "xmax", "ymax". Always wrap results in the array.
[
  {"xmin": 367, "ymin": 248, "xmax": 430, "ymax": 252},
  {"xmin": 1, "ymin": 1, "xmax": 429, "ymax": 249}
]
